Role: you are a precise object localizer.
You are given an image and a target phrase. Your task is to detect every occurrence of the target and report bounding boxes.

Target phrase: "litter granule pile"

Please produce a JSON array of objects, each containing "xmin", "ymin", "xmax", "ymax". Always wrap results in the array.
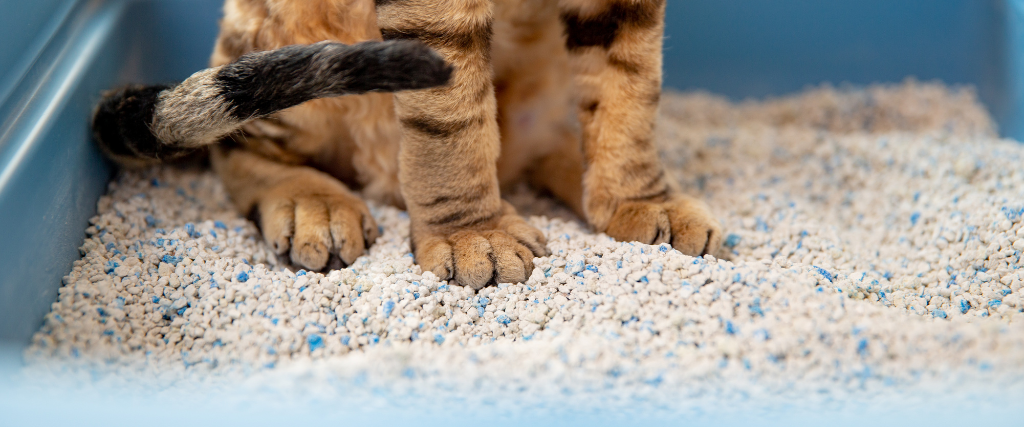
[{"xmin": 22, "ymin": 81, "xmax": 1024, "ymax": 412}]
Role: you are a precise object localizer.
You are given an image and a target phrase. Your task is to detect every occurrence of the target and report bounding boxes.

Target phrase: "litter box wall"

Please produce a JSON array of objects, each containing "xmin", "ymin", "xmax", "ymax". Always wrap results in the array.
[{"xmin": 1, "ymin": 0, "xmax": 1024, "ymax": 348}]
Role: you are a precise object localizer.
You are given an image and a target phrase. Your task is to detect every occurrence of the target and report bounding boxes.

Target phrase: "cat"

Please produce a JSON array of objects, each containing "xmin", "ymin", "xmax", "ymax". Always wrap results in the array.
[{"xmin": 92, "ymin": 0, "xmax": 722, "ymax": 289}]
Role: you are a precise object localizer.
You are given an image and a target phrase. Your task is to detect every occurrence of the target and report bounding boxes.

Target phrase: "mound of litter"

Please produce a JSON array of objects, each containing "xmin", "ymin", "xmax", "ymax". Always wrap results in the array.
[{"xmin": 23, "ymin": 80, "xmax": 1024, "ymax": 412}]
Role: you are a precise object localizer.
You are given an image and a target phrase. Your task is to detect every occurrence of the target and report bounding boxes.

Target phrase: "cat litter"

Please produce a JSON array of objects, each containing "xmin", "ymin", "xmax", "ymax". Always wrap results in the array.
[{"xmin": 20, "ymin": 80, "xmax": 1024, "ymax": 413}]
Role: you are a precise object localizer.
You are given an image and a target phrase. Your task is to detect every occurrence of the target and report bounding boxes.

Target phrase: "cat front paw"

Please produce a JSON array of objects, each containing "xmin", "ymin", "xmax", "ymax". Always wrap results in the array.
[
  {"xmin": 594, "ymin": 194, "xmax": 722, "ymax": 257},
  {"xmin": 248, "ymin": 176, "xmax": 379, "ymax": 271},
  {"xmin": 412, "ymin": 202, "xmax": 548, "ymax": 289}
]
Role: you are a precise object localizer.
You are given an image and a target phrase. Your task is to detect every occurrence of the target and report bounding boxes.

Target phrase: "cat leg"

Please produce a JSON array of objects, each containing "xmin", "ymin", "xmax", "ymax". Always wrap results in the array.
[
  {"xmin": 558, "ymin": 0, "xmax": 722, "ymax": 255},
  {"xmin": 375, "ymin": 0, "xmax": 548, "ymax": 289},
  {"xmin": 211, "ymin": 142, "xmax": 380, "ymax": 271},
  {"xmin": 490, "ymin": 0, "xmax": 585, "ymax": 216}
]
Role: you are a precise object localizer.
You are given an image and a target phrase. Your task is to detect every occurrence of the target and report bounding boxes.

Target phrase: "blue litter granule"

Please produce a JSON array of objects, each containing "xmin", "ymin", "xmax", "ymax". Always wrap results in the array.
[
  {"xmin": 434, "ymin": 334, "xmax": 445, "ymax": 345},
  {"xmin": 382, "ymin": 300, "xmax": 396, "ymax": 318},
  {"xmin": 184, "ymin": 223, "xmax": 200, "ymax": 238},
  {"xmin": 145, "ymin": 215, "xmax": 158, "ymax": 227},
  {"xmin": 271, "ymin": 318, "xmax": 279, "ymax": 325},
  {"xmin": 659, "ymin": 245, "xmax": 669, "ymax": 253},
  {"xmin": 340, "ymin": 336, "xmax": 351, "ymax": 346},
  {"xmin": 162, "ymin": 255, "xmax": 181, "ymax": 265},
  {"xmin": 177, "ymin": 306, "xmax": 187, "ymax": 316},
  {"xmin": 812, "ymin": 266, "xmax": 834, "ymax": 283},
  {"xmin": 1001, "ymin": 206, "xmax": 1024, "ymax": 222},
  {"xmin": 96, "ymin": 308, "xmax": 108, "ymax": 317},
  {"xmin": 733, "ymin": 273, "xmax": 742, "ymax": 283},
  {"xmin": 723, "ymin": 234, "xmax": 741, "ymax": 248},
  {"xmin": 585, "ymin": 265, "xmax": 599, "ymax": 273},
  {"xmin": 755, "ymin": 217, "xmax": 770, "ymax": 232},
  {"xmin": 105, "ymin": 260, "xmax": 119, "ymax": 274},
  {"xmin": 1003, "ymin": 289, "xmax": 1012, "ymax": 296},
  {"xmin": 103, "ymin": 330, "xmax": 114, "ymax": 336},
  {"xmin": 151, "ymin": 296, "xmax": 160, "ymax": 303},
  {"xmin": 910, "ymin": 212, "xmax": 921, "ymax": 226},
  {"xmin": 749, "ymin": 298, "xmax": 764, "ymax": 317},
  {"xmin": 960, "ymin": 299, "xmax": 971, "ymax": 313},
  {"xmin": 236, "ymin": 271, "xmax": 249, "ymax": 282},
  {"xmin": 932, "ymin": 309, "xmax": 947, "ymax": 319},
  {"xmin": 214, "ymin": 221, "xmax": 227, "ymax": 230},
  {"xmin": 150, "ymin": 178, "xmax": 160, "ymax": 187},
  {"xmin": 989, "ymin": 300, "xmax": 1002, "ymax": 308},
  {"xmin": 307, "ymin": 334, "xmax": 324, "ymax": 352},
  {"xmin": 495, "ymin": 314, "xmax": 511, "ymax": 325},
  {"xmin": 724, "ymin": 321, "xmax": 737, "ymax": 335},
  {"xmin": 565, "ymin": 259, "xmax": 585, "ymax": 275},
  {"xmin": 753, "ymin": 329, "xmax": 771, "ymax": 341},
  {"xmin": 857, "ymin": 338, "xmax": 869, "ymax": 357}
]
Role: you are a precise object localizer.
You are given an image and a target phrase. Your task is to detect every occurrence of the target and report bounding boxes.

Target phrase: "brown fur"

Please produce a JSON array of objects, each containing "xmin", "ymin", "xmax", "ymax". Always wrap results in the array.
[{"xmin": 206, "ymin": 0, "xmax": 721, "ymax": 288}]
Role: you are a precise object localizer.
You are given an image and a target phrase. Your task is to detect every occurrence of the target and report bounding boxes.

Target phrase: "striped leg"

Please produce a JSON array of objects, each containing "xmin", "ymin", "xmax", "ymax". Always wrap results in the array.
[
  {"xmin": 376, "ymin": 0, "xmax": 547, "ymax": 289},
  {"xmin": 559, "ymin": 0, "xmax": 721, "ymax": 256}
]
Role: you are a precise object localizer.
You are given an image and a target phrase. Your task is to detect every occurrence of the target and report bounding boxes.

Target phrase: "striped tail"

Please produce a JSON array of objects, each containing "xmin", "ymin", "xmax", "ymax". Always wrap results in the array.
[{"xmin": 92, "ymin": 40, "xmax": 452, "ymax": 166}]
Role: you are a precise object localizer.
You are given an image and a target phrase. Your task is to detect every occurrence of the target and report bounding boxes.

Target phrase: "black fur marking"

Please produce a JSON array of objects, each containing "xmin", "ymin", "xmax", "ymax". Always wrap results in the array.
[
  {"xmin": 608, "ymin": 54, "xmax": 643, "ymax": 75},
  {"xmin": 622, "ymin": 158, "xmax": 658, "ymax": 181},
  {"xmin": 92, "ymin": 84, "xmax": 195, "ymax": 161},
  {"xmin": 427, "ymin": 209, "xmax": 498, "ymax": 228},
  {"xmin": 246, "ymin": 204, "xmax": 263, "ymax": 232},
  {"xmin": 561, "ymin": 1, "xmax": 662, "ymax": 52},
  {"xmin": 380, "ymin": 20, "xmax": 493, "ymax": 55},
  {"xmin": 458, "ymin": 211, "xmax": 500, "ymax": 229},
  {"xmin": 638, "ymin": 169, "xmax": 665, "ymax": 192},
  {"xmin": 645, "ymin": 89, "xmax": 661, "ymax": 106},
  {"xmin": 401, "ymin": 115, "xmax": 482, "ymax": 140},
  {"xmin": 560, "ymin": 11, "xmax": 617, "ymax": 51},
  {"xmin": 217, "ymin": 40, "xmax": 452, "ymax": 120},
  {"xmin": 628, "ymin": 187, "xmax": 669, "ymax": 202},
  {"xmin": 420, "ymin": 191, "xmax": 484, "ymax": 208}
]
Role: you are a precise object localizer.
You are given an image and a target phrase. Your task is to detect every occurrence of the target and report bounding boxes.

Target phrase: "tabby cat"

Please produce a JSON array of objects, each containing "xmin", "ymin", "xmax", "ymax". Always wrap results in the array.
[{"xmin": 92, "ymin": 0, "xmax": 722, "ymax": 289}]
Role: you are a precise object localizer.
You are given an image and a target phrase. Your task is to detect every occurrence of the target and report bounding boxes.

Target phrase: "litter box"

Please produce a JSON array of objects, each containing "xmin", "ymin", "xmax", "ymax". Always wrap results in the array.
[{"xmin": 1, "ymin": 0, "xmax": 1022, "ymax": 425}]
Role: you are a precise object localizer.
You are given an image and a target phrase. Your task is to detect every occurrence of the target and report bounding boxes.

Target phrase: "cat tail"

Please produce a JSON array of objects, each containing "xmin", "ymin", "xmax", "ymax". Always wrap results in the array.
[{"xmin": 92, "ymin": 40, "xmax": 452, "ymax": 166}]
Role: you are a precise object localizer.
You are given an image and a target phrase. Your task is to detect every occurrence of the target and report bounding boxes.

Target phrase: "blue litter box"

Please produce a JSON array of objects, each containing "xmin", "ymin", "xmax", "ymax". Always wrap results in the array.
[{"xmin": 1, "ymin": 0, "xmax": 1023, "ymax": 425}]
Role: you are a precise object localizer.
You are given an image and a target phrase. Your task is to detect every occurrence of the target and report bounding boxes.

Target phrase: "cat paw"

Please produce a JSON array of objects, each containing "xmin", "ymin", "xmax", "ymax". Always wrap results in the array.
[
  {"xmin": 602, "ymin": 194, "xmax": 722, "ymax": 256},
  {"xmin": 413, "ymin": 202, "xmax": 548, "ymax": 289},
  {"xmin": 249, "ymin": 179, "xmax": 379, "ymax": 271}
]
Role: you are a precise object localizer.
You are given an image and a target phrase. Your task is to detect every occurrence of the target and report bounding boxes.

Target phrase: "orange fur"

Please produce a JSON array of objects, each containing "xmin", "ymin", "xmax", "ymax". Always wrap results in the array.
[{"xmin": 201, "ymin": 0, "xmax": 721, "ymax": 285}]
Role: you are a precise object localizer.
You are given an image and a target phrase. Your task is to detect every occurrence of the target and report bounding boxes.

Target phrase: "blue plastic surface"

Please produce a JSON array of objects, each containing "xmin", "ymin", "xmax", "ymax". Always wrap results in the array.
[
  {"xmin": 0, "ymin": 0, "xmax": 77, "ymax": 107},
  {"xmin": 0, "ymin": 0, "xmax": 220, "ymax": 347},
  {"xmin": 2, "ymin": 1, "xmax": 1024, "ymax": 424},
  {"xmin": 3, "ymin": 0, "xmax": 1024, "ymax": 347},
  {"xmin": 662, "ymin": 0, "xmax": 1024, "ymax": 138}
]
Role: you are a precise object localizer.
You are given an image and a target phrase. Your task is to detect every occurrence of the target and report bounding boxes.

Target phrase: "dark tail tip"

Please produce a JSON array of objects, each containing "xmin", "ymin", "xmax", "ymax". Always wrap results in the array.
[
  {"xmin": 92, "ymin": 84, "xmax": 191, "ymax": 166},
  {"xmin": 348, "ymin": 40, "xmax": 454, "ymax": 93}
]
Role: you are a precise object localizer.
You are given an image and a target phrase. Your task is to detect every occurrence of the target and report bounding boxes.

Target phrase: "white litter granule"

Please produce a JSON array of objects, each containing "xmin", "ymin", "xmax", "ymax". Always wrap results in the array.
[{"xmin": 22, "ymin": 80, "xmax": 1024, "ymax": 412}]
